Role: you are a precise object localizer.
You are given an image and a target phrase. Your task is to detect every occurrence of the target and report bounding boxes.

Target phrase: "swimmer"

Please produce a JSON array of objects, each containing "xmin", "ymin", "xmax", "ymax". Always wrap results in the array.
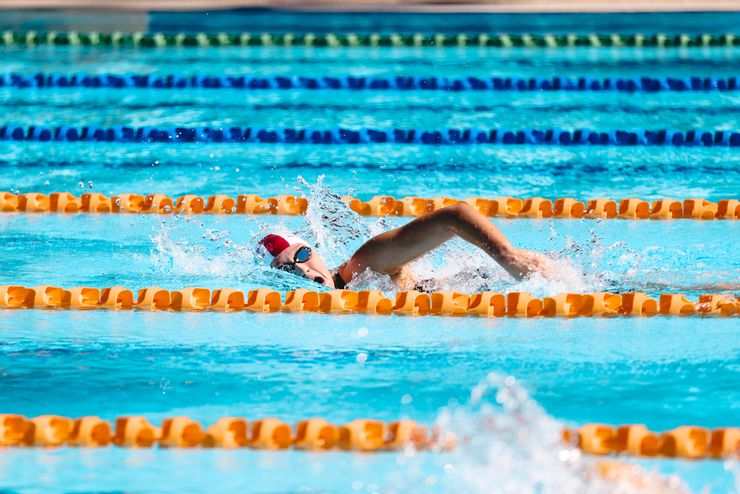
[{"xmin": 258, "ymin": 203, "xmax": 551, "ymax": 289}]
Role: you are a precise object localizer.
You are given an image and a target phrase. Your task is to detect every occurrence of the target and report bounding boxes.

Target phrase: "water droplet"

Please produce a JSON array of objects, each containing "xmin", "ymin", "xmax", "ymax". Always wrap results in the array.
[
  {"xmin": 401, "ymin": 394, "xmax": 412, "ymax": 405},
  {"xmin": 78, "ymin": 181, "xmax": 84, "ymax": 188},
  {"xmin": 87, "ymin": 181, "xmax": 93, "ymax": 188},
  {"xmin": 356, "ymin": 352, "xmax": 368, "ymax": 364},
  {"xmin": 470, "ymin": 384, "xmax": 485, "ymax": 402},
  {"xmin": 164, "ymin": 205, "xmax": 171, "ymax": 213}
]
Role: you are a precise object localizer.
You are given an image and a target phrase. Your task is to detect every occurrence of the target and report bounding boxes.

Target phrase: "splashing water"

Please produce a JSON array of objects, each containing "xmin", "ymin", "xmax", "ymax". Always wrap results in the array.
[
  {"xmin": 147, "ymin": 178, "xmax": 598, "ymax": 294},
  {"xmin": 556, "ymin": 228, "xmax": 740, "ymax": 296},
  {"xmin": 406, "ymin": 237, "xmax": 595, "ymax": 296},
  {"xmin": 146, "ymin": 178, "xmax": 378, "ymax": 290},
  {"xmin": 150, "ymin": 216, "xmax": 255, "ymax": 279},
  {"xmin": 297, "ymin": 176, "xmax": 599, "ymax": 295},
  {"xmin": 295, "ymin": 175, "xmax": 381, "ymax": 263},
  {"xmin": 384, "ymin": 374, "xmax": 694, "ymax": 494},
  {"xmin": 147, "ymin": 178, "xmax": 736, "ymax": 295},
  {"xmin": 149, "ymin": 215, "xmax": 310, "ymax": 290},
  {"xmin": 294, "ymin": 175, "xmax": 404, "ymax": 266}
]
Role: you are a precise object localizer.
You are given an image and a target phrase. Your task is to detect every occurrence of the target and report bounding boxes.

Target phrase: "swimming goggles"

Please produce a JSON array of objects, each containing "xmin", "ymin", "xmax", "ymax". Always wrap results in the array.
[{"xmin": 275, "ymin": 245, "xmax": 312, "ymax": 273}]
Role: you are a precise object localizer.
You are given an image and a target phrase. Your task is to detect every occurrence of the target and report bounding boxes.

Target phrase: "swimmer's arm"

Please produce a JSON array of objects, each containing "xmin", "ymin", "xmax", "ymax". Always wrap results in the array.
[{"xmin": 340, "ymin": 203, "xmax": 541, "ymax": 281}]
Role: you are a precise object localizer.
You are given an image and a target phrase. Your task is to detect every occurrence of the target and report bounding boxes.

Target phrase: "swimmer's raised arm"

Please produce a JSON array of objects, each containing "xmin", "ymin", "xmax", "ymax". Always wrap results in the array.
[{"xmin": 338, "ymin": 203, "xmax": 548, "ymax": 281}]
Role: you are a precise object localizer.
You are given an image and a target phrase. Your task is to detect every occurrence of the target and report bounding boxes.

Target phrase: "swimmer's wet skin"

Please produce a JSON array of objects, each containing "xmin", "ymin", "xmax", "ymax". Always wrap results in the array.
[{"xmin": 260, "ymin": 203, "xmax": 551, "ymax": 289}]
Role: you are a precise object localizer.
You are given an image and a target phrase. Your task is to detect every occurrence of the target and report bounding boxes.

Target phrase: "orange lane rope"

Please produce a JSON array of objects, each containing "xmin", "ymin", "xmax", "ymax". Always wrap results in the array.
[
  {"xmin": 0, "ymin": 414, "xmax": 737, "ymax": 459},
  {"xmin": 1, "ymin": 192, "xmax": 738, "ymax": 220},
  {"xmin": 1, "ymin": 286, "xmax": 737, "ymax": 317}
]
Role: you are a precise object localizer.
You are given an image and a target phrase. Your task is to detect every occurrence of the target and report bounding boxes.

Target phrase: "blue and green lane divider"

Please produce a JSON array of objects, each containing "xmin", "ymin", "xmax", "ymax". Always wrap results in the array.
[{"xmin": 1, "ymin": 31, "xmax": 738, "ymax": 48}]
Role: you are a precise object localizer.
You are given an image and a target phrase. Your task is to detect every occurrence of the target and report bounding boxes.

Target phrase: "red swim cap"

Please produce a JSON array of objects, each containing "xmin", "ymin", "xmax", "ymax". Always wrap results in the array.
[{"xmin": 259, "ymin": 234, "xmax": 291, "ymax": 257}]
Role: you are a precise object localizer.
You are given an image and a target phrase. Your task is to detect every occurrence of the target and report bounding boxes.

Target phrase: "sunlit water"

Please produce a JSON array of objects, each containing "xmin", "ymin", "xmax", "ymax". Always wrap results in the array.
[
  {"xmin": 0, "ymin": 179, "xmax": 738, "ymax": 296},
  {"xmin": 0, "ymin": 319, "xmax": 737, "ymax": 493},
  {"xmin": 0, "ymin": 10, "xmax": 738, "ymax": 494},
  {"xmin": 0, "ymin": 184, "xmax": 738, "ymax": 491}
]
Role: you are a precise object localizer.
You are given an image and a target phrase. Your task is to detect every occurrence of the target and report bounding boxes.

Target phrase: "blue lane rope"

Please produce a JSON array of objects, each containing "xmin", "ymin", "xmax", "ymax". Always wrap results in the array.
[
  {"xmin": 1, "ymin": 73, "xmax": 738, "ymax": 92},
  {"xmin": 1, "ymin": 125, "xmax": 738, "ymax": 146}
]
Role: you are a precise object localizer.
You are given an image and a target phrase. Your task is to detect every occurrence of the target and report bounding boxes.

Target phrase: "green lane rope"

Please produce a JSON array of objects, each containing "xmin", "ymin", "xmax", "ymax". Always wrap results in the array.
[{"xmin": 1, "ymin": 31, "xmax": 738, "ymax": 48}]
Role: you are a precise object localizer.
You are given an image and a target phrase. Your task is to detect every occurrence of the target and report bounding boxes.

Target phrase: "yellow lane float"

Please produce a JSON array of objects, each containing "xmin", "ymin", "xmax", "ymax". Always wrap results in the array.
[
  {"xmin": 1, "ymin": 192, "xmax": 737, "ymax": 220},
  {"xmin": 0, "ymin": 285, "xmax": 737, "ymax": 318},
  {"xmin": 1, "ymin": 414, "xmax": 736, "ymax": 459}
]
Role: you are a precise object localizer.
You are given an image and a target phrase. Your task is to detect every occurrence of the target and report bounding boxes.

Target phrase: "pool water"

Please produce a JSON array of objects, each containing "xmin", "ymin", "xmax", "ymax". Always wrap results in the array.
[{"xmin": 0, "ymin": 9, "xmax": 738, "ymax": 494}]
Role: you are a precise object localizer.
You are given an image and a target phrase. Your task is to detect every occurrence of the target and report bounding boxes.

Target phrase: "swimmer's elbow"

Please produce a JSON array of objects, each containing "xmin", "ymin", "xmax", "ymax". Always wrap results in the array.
[
  {"xmin": 451, "ymin": 202, "xmax": 476, "ymax": 214},
  {"xmin": 442, "ymin": 202, "xmax": 475, "ymax": 220},
  {"xmin": 435, "ymin": 203, "xmax": 477, "ymax": 232}
]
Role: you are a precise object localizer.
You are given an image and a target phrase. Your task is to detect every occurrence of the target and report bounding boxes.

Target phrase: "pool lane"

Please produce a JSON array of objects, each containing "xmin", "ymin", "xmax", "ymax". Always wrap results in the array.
[
  {"xmin": 0, "ymin": 214, "xmax": 737, "ymax": 296},
  {"xmin": 2, "ymin": 45, "xmax": 739, "ymax": 77},
  {"xmin": 1, "ymin": 143, "xmax": 738, "ymax": 201},
  {"xmin": 0, "ymin": 310, "xmax": 737, "ymax": 430},
  {"xmin": 1, "ymin": 90, "xmax": 738, "ymax": 130}
]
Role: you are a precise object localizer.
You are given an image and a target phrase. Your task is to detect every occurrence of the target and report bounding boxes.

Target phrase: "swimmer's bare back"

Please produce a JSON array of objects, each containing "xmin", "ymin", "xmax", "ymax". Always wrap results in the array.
[{"xmin": 336, "ymin": 203, "xmax": 550, "ymax": 287}]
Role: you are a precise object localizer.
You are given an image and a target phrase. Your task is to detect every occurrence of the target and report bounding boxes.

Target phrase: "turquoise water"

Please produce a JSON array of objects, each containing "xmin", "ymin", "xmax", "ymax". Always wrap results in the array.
[
  {"xmin": 0, "ymin": 312, "xmax": 737, "ymax": 492},
  {"xmin": 1, "ymin": 45, "xmax": 739, "ymax": 201},
  {"xmin": 0, "ymin": 10, "xmax": 739, "ymax": 494},
  {"xmin": 1, "ymin": 214, "xmax": 738, "ymax": 296}
]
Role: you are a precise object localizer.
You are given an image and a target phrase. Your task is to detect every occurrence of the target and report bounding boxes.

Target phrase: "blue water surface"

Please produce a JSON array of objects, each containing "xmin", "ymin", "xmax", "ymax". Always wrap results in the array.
[{"xmin": 0, "ymin": 9, "xmax": 738, "ymax": 494}]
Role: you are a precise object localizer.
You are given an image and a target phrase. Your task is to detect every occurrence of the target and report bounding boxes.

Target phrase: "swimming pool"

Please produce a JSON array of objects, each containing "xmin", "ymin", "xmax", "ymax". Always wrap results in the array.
[{"xmin": 0, "ymin": 9, "xmax": 738, "ymax": 493}]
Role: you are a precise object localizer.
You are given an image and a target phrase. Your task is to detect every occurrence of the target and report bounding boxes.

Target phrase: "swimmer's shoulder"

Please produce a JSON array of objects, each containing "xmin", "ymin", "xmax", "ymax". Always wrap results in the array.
[{"xmin": 336, "ymin": 259, "xmax": 357, "ymax": 287}]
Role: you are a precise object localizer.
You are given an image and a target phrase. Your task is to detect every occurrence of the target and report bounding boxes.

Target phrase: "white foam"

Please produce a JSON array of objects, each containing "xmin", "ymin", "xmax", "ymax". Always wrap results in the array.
[
  {"xmin": 384, "ymin": 374, "xmax": 693, "ymax": 494},
  {"xmin": 146, "ymin": 179, "xmax": 601, "ymax": 294},
  {"xmin": 148, "ymin": 216, "xmax": 283, "ymax": 286},
  {"xmin": 147, "ymin": 178, "xmax": 737, "ymax": 295}
]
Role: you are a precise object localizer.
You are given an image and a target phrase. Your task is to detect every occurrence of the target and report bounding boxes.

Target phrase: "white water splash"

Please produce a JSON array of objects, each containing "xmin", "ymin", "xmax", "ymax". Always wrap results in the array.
[
  {"xmin": 299, "ymin": 176, "xmax": 600, "ymax": 295},
  {"xmin": 148, "ymin": 215, "xmax": 316, "ymax": 290},
  {"xmin": 146, "ymin": 178, "xmax": 734, "ymax": 296},
  {"xmin": 295, "ymin": 175, "xmax": 397, "ymax": 267},
  {"xmin": 150, "ymin": 216, "xmax": 255, "ymax": 278},
  {"xmin": 385, "ymin": 374, "xmax": 693, "ymax": 494},
  {"xmin": 151, "ymin": 222, "xmax": 242, "ymax": 278},
  {"xmin": 146, "ymin": 179, "xmax": 600, "ymax": 294},
  {"xmin": 404, "ymin": 235, "xmax": 596, "ymax": 296}
]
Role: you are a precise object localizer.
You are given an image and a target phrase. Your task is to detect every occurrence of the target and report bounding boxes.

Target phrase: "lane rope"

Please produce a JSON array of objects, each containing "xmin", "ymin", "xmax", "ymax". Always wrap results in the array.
[
  {"xmin": 0, "ymin": 414, "xmax": 737, "ymax": 459},
  {"xmin": 1, "ymin": 193, "xmax": 737, "ymax": 220},
  {"xmin": 1, "ymin": 31, "xmax": 738, "ymax": 48},
  {"xmin": 2, "ymin": 72, "xmax": 738, "ymax": 93},
  {"xmin": 1, "ymin": 285, "xmax": 737, "ymax": 317},
  {"xmin": 1, "ymin": 125, "xmax": 738, "ymax": 146}
]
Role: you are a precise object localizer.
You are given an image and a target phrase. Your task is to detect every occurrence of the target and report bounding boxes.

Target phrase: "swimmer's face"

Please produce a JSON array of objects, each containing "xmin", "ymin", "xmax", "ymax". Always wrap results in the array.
[{"xmin": 272, "ymin": 243, "xmax": 335, "ymax": 288}]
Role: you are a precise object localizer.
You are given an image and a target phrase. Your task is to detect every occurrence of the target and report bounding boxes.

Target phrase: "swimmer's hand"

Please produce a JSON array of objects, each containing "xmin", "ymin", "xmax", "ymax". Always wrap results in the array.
[{"xmin": 502, "ymin": 249, "xmax": 552, "ymax": 280}]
